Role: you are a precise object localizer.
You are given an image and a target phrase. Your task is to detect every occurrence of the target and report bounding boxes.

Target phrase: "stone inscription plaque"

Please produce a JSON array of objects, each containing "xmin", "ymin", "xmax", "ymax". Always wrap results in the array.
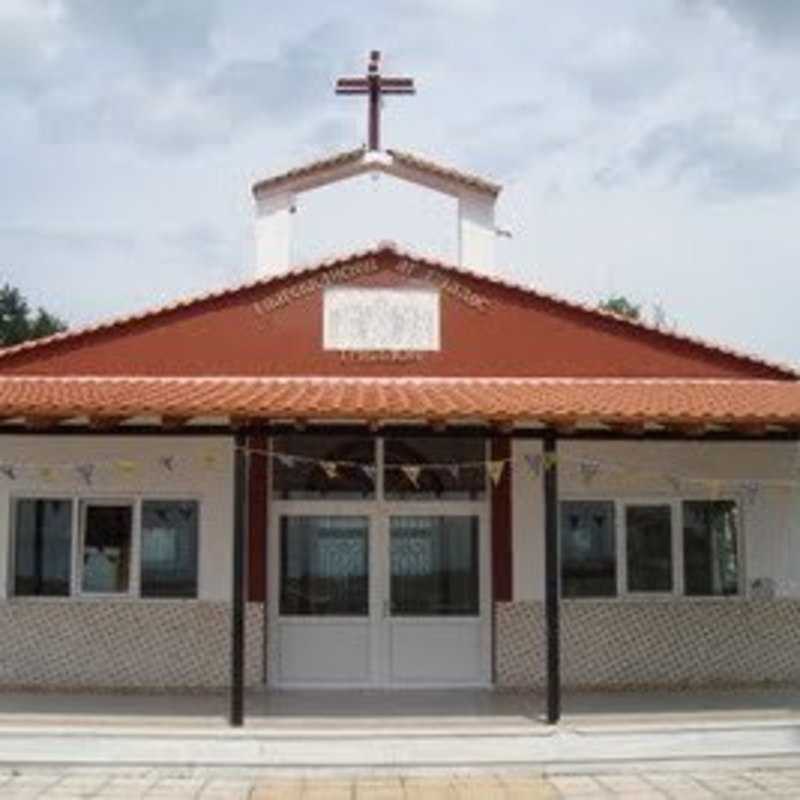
[{"xmin": 323, "ymin": 287, "xmax": 440, "ymax": 352}]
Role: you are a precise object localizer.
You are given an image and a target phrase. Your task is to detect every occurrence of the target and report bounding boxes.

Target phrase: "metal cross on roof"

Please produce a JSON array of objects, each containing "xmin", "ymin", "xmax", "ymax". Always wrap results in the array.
[{"xmin": 335, "ymin": 51, "xmax": 415, "ymax": 151}]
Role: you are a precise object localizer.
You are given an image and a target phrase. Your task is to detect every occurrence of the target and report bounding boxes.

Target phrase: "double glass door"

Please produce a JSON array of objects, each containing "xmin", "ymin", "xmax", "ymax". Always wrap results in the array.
[{"xmin": 269, "ymin": 508, "xmax": 489, "ymax": 687}]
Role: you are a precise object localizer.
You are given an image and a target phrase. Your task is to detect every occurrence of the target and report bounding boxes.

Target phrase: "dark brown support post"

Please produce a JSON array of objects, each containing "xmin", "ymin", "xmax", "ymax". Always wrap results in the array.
[
  {"xmin": 543, "ymin": 432, "xmax": 561, "ymax": 724},
  {"xmin": 230, "ymin": 432, "xmax": 248, "ymax": 727}
]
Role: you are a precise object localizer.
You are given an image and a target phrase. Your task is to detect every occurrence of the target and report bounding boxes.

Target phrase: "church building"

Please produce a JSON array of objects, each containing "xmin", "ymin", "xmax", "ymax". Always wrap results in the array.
[{"xmin": 0, "ymin": 53, "xmax": 799, "ymax": 726}]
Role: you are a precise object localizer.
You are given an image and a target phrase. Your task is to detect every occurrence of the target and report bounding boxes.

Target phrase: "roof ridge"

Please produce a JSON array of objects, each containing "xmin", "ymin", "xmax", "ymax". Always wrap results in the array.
[
  {"xmin": 0, "ymin": 242, "xmax": 795, "ymax": 378},
  {"xmin": 0, "ymin": 375, "xmax": 794, "ymax": 386}
]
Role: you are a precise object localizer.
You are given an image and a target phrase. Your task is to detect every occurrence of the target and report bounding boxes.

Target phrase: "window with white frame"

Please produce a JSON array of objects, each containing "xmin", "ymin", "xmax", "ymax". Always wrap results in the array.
[
  {"xmin": 560, "ymin": 498, "xmax": 740, "ymax": 598},
  {"xmin": 11, "ymin": 497, "xmax": 200, "ymax": 600}
]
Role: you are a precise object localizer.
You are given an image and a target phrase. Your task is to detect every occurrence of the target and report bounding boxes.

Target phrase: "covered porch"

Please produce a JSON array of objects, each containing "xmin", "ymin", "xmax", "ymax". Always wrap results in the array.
[{"xmin": 0, "ymin": 377, "xmax": 798, "ymax": 729}]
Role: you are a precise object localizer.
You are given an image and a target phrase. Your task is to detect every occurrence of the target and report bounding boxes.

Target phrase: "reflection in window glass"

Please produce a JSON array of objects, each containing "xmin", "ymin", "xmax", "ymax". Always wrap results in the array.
[
  {"xmin": 390, "ymin": 516, "xmax": 479, "ymax": 616},
  {"xmin": 141, "ymin": 500, "xmax": 199, "ymax": 598},
  {"xmin": 384, "ymin": 437, "xmax": 486, "ymax": 500},
  {"xmin": 626, "ymin": 505, "xmax": 672, "ymax": 592},
  {"xmin": 560, "ymin": 501, "xmax": 616, "ymax": 597},
  {"xmin": 683, "ymin": 501, "xmax": 739, "ymax": 596},
  {"xmin": 81, "ymin": 504, "xmax": 133, "ymax": 594},
  {"xmin": 14, "ymin": 499, "xmax": 73, "ymax": 597},
  {"xmin": 272, "ymin": 436, "xmax": 375, "ymax": 499},
  {"xmin": 280, "ymin": 516, "xmax": 368, "ymax": 616}
]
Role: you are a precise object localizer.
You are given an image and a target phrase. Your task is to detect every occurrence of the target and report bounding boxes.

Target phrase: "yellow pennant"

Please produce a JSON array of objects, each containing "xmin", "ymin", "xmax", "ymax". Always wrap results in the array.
[
  {"xmin": 202, "ymin": 453, "xmax": 217, "ymax": 468},
  {"xmin": 487, "ymin": 460, "xmax": 506, "ymax": 487},
  {"xmin": 39, "ymin": 466, "xmax": 54, "ymax": 481},
  {"xmin": 115, "ymin": 459, "xmax": 137, "ymax": 474},
  {"xmin": 543, "ymin": 452, "xmax": 559, "ymax": 470}
]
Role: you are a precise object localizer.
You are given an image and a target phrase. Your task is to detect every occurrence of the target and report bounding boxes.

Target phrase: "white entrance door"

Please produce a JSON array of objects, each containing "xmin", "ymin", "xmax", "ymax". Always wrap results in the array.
[{"xmin": 268, "ymin": 507, "xmax": 490, "ymax": 688}]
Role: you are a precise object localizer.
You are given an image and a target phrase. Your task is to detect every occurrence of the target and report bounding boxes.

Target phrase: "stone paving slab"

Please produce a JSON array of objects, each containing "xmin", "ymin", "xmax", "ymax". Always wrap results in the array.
[{"xmin": 3, "ymin": 764, "xmax": 800, "ymax": 797}]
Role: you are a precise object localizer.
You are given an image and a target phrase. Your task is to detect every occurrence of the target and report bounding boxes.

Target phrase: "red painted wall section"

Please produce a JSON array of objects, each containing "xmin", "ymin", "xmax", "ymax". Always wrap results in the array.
[
  {"xmin": 491, "ymin": 437, "xmax": 512, "ymax": 602},
  {"xmin": 247, "ymin": 433, "xmax": 267, "ymax": 603},
  {"xmin": 0, "ymin": 249, "xmax": 787, "ymax": 380}
]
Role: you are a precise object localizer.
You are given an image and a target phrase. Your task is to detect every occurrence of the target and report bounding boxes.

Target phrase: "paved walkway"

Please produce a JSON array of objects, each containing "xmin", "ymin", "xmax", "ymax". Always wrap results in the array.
[{"xmin": 3, "ymin": 765, "xmax": 800, "ymax": 798}]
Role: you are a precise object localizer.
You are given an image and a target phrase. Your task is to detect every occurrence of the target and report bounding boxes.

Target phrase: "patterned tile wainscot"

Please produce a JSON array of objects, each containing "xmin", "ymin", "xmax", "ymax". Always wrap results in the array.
[
  {"xmin": 495, "ymin": 600, "xmax": 800, "ymax": 690},
  {"xmin": 0, "ymin": 601, "xmax": 264, "ymax": 690}
]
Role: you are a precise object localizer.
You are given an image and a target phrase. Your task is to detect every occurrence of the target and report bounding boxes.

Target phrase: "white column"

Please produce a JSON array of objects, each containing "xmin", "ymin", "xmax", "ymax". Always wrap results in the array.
[
  {"xmin": 458, "ymin": 190, "xmax": 497, "ymax": 274},
  {"xmin": 254, "ymin": 189, "xmax": 295, "ymax": 277}
]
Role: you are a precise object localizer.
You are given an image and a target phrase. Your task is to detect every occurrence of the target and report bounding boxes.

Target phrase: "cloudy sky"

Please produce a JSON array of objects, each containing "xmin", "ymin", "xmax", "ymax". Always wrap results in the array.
[{"xmin": 2, "ymin": 0, "xmax": 800, "ymax": 366}]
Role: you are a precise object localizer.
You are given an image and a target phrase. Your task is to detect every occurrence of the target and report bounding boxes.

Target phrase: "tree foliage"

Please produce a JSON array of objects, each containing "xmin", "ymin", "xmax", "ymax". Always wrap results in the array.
[
  {"xmin": 0, "ymin": 284, "xmax": 67, "ymax": 347},
  {"xmin": 599, "ymin": 294, "xmax": 641, "ymax": 321}
]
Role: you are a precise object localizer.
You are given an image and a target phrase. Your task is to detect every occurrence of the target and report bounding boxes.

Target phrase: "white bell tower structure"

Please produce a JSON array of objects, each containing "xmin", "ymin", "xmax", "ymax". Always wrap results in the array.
[{"xmin": 252, "ymin": 51, "xmax": 502, "ymax": 278}]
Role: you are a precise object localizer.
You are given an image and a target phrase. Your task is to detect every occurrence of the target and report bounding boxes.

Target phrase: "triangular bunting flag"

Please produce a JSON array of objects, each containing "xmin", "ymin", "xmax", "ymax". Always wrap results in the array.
[
  {"xmin": 524, "ymin": 453, "xmax": 542, "ymax": 478},
  {"xmin": 276, "ymin": 453, "xmax": 296, "ymax": 469},
  {"xmin": 159, "ymin": 456, "xmax": 175, "ymax": 472},
  {"xmin": 40, "ymin": 466, "xmax": 54, "ymax": 481},
  {"xmin": 487, "ymin": 460, "xmax": 505, "ymax": 487},
  {"xmin": 320, "ymin": 461, "xmax": 339, "ymax": 480},
  {"xmin": 446, "ymin": 464, "xmax": 460, "ymax": 481},
  {"xmin": 115, "ymin": 459, "xmax": 137, "ymax": 474},
  {"xmin": 0, "ymin": 465, "xmax": 16, "ymax": 480},
  {"xmin": 401, "ymin": 465, "xmax": 422, "ymax": 487},
  {"xmin": 543, "ymin": 452, "xmax": 558, "ymax": 471},
  {"xmin": 76, "ymin": 464, "xmax": 95, "ymax": 486},
  {"xmin": 361, "ymin": 464, "xmax": 377, "ymax": 482},
  {"xmin": 741, "ymin": 481, "xmax": 760, "ymax": 506},
  {"xmin": 579, "ymin": 460, "xmax": 600, "ymax": 486},
  {"xmin": 202, "ymin": 453, "xmax": 217, "ymax": 468}
]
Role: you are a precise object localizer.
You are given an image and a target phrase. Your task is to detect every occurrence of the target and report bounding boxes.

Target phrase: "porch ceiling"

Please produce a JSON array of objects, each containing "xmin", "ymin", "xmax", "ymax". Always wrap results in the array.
[{"xmin": 0, "ymin": 375, "xmax": 797, "ymax": 435}]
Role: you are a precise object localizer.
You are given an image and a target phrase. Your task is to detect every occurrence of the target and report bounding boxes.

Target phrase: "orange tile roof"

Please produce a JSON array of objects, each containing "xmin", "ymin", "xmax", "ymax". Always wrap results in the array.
[{"xmin": 0, "ymin": 376, "xmax": 797, "ymax": 428}]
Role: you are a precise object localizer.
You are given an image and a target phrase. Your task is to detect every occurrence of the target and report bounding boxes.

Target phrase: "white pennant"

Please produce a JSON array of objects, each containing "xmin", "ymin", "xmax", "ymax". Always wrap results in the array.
[
  {"xmin": 401, "ymin": 465, "xmax": 422, "ymax": 487},
  {"xmin": 579, "ymin": 460, "xmax": 600, "ymax": 486},
  {"xmin": 487, "ymin": 460, "xmax": 505, "ymax": 487},
  {"xmin": 277, "ymin": 453, "xmax": 296, "ymax": 469},
  {"xmin": 320, "ymin": 461, "xmax": 339, "ymax": 480},
  {"xmin": 361, "ymin": 464, "xmax": 377, "ymax": 482}
]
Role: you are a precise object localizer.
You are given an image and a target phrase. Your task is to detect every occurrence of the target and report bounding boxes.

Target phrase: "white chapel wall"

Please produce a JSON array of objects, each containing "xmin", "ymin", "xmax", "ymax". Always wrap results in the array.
[
  {"xmin": 0, "ymin": 435, "xmax": 234, "ymax": 602},
  {"xmin": 511, "ymin": 439, "xmax": 800, "ymax": 601}
]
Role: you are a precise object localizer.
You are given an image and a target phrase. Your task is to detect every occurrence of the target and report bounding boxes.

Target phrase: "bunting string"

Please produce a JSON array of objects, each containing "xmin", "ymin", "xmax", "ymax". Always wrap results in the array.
[{"xmin": 0, "ymin": 445, "xmax": 795, "ymax": 502}]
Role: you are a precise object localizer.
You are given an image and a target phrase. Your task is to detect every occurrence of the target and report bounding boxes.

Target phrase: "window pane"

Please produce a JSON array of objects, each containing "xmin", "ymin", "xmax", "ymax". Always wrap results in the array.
[
  {"xmin": 384, "ymin": 437, "xmax": 486, "ymax": 500},
  {"xmin": 280, "ymin": 516, "xmax": 368, "ymax": 616},
  {"xmin": 14, "ymin": 499, "xmax": 72, "ymax": 597},
  {"xmin": 560, "ymin": 501, "xmax": 616, "ymax": 597},
  {"xmin": 141, "ymin": 500, "xmax": 199, "ymax": 598},
  {"xmin": 81, "ymin": 504, "xmax": 132, "ymax": 594},
  {"xmin": 390, "ymin": 516, "xmax": 479, "ymax": 616},
  {"xmin": 626, "ymin": 505, "xmax": 673, "ymax": 592},
  {"xmin": 683, "ymin": 500, "xmax": 739, "ymax": 596},
  {"xmin": 273, "ymin": 435, "xmax": 375, "ymax": 499}
]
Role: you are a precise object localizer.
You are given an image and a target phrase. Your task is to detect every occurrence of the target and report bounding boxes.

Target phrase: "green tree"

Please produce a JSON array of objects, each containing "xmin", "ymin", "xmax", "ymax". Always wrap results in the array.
[
  {"xmin": 599, "ymin": 294, "xmax": 641, "ymax": 321},
  {"xmin": 0, "ymin": 284, "xmax": 67, "ymax": 347}
]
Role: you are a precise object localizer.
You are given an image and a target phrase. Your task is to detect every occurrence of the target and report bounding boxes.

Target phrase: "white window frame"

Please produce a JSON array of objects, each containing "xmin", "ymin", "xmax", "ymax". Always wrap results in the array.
[
  {"xmin": 8, "ymin": 492, "xmax": 203, "ymax": 602},
  {"xmin": 76, "ymin": 497, "xmax": 138, "ymax": 599},
  {"xmin": 560, "ymin": 495, "xmax": 743, "ymax": 600}
]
